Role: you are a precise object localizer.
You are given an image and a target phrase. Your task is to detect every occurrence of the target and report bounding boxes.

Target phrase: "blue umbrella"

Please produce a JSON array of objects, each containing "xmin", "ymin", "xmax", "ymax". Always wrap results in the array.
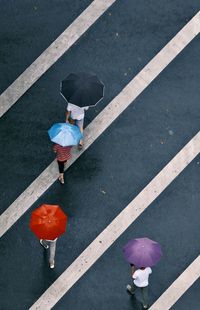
[{"xmin": 48, "ymin": 123, "xmax": 83, "ymax": 146}]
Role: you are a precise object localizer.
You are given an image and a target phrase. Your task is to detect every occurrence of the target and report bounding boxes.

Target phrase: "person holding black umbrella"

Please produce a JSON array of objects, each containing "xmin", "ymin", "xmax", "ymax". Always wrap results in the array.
[
  {"xmin": 65, "ymin": 103, "xmax": 89, "ymax": 150},
  {"xmin": 61, "ymin": 72, "xmax": 105, "ymax": 150}
]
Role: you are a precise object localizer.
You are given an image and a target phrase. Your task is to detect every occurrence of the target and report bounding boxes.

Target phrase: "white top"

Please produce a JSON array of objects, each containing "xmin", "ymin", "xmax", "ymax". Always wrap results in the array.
[
  {"xmin": 132, "ymin": 267, "xmax": 152, "ymax": 287},
  {"xmin": 67, "ymin": 103, "xmax": 89, "ymax": 120}
]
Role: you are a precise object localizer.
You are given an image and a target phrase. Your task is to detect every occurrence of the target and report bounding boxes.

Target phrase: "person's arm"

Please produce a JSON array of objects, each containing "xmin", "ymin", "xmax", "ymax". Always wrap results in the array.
[
  {"xmin": 130, "ymin": 264, "xmax": 136, "ymax": 276},
  {"xmin": 66, "ymin": 110, "xmax": 71, "ymax": 122},
  {"xmin": 53, "ymin": 144, "xmax": 57, "ymax": 153},
  {"xmin": 132, "ymin": 270, "xmax": 137, "ymax": 279}
]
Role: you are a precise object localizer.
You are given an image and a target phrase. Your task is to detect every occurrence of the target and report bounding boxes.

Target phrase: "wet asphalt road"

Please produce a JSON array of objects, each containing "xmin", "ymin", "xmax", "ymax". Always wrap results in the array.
[{"xmin": 0, "ymin": 1, "xmax": 200, "ymax": 309}]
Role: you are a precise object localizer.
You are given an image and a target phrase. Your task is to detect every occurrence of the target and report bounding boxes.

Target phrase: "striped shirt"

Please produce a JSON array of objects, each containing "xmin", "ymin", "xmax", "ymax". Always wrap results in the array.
[{"xmin": 53, "ymin": 144, "xmax": 72, "ymax": 162}]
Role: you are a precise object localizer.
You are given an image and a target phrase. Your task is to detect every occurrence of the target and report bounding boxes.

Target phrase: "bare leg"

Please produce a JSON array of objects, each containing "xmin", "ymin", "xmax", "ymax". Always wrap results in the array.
[
  {"xmin": 79, "ymin": 126, "xmax": 84, "ymax": 145},
  {"xmin": 76, "ymin": 119, "xmax": 84, "ymax": 149}
]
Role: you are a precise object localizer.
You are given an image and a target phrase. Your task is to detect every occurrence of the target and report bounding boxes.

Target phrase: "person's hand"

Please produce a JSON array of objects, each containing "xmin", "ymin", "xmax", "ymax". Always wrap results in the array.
[{"xmin": 131, "ymin": 264, "xmax": 136, "ymax": 275}]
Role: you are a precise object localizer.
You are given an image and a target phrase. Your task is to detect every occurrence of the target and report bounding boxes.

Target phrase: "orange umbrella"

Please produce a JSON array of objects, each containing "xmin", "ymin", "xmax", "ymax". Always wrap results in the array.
[{"xmin": 30, "ymin": 204, "xmax": 68, "ymax": 240}]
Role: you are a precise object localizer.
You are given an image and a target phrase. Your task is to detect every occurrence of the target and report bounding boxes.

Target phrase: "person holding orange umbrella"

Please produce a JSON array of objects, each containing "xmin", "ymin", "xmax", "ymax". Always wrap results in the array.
[
  {"xmin": 40, "ymin": 238, "xmax": 57, "ymax": 269},
  {"xmin": 30, "ymin": 204, "xmax": 68, "ymax": 269}
]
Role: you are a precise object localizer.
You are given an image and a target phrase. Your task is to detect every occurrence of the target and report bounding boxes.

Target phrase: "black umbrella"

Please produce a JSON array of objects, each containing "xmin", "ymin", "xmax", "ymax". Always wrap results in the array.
[{"xmin": 60, "ymin": 72, "xmax": 104, "ymax": 107}]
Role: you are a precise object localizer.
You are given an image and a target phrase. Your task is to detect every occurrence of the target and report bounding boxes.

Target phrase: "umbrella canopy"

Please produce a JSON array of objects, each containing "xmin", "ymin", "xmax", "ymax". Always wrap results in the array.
[
  {"xmin": 48, "ymin": 123, "xmax": 83, "ymax": 146},
  {"xmin": 123, "ymin": 237, "xmax": 163, "ymax": 267},
  {"xmin": 60, "ymin": 72, "xmax": 104, "ymax": 107},
  {"xmin": 30, "ymin": 204, "xmax": 68, "ymax": 240}
]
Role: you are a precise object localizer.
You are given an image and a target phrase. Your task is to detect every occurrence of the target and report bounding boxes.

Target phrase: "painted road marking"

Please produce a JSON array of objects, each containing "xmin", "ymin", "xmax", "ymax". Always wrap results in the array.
[
  {"xmin": 0, "ymin": 0, "xmax": 117, "ymax": 117},
  {"xmin": 150, "ymin": 255, "xmax": 200, "ymax": 310},
  {"xmin": 29, "ymin": 133, "xmax": 200, "ymax": 309},
  {"xmin": 0, "ymin": 11, "xmax": 199, "ymax": 238}
]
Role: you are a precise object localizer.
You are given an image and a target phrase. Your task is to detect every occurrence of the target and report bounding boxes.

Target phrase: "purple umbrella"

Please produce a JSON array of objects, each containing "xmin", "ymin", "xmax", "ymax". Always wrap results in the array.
[{"xmin": 123, "ymin": 237, "xmax": 163, "ymax": 267}]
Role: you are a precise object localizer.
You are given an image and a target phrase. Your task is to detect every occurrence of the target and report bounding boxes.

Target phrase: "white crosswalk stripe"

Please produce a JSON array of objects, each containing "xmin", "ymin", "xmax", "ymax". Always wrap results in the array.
[
  {"xmin": 0, "ymin": 11, "xmax": 199, "ymax": 238},
  {"xmin": 149, "ymin": 255, "xmax": 200, "ymax": 310},
  {"xmin": 0, "ymin": 0, "xmax": 117, "ymax": 117},
  {"xmin": 1, "ymin": 6, "xmax": 200, "ymax": 310},
  {"xmin": 29, "ymin": 133, "xmax": 200, "ymax": 309}
]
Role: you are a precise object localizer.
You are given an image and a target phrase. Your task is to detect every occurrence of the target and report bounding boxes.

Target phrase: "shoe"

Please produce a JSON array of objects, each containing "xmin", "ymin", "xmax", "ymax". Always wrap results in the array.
[
  {"xmin": 126, "ymin": 284, "xmax": 134, "ymax": 295},
  {"xmin": 78, "ymin": 143, "xmax": 83, "ymax": 150},
  {"xmin": 143, "ymin": 306, "xmax": 148, "ymax": 309},
  {"xmin": 50, "ymin": 261, "xmax": 55, "ymax": 269},
  {"xmin": 58, "ymin": 176, "xmax": 64, "ymax": 184},
  {"xmin": 40, "ymin": 239, "xmax": 49, "ymax": 249}
]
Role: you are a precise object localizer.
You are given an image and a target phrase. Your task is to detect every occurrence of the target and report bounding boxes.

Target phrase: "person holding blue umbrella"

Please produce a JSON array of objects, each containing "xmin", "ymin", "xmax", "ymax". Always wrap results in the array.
[
  {"xmin": 52, "ymin": 143, "xmax": 72, "ymax": 184},
  {"xmin": 48, "ymin": 123, "xmax": 83, "ymax": 184}
]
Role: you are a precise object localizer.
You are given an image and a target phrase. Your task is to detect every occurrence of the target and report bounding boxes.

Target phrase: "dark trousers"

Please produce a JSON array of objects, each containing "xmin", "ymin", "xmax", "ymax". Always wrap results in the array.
[
  {"xmin": 130, "ymin": 283, "xmax": 148, "ymax": 306},
  {"xmin": 57, "ymin": 160, "xmax": 66, "ymax": 173}
]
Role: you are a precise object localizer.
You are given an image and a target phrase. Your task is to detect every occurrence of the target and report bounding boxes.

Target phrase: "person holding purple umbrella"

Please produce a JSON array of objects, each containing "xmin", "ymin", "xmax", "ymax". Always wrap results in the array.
[
  {"xmin": 123, "ymin": 237, "xmax": 163, "ymax": 309},
  {"xmin": 126, "ymin": 264, "xmax": 152, "ymax": 309}
]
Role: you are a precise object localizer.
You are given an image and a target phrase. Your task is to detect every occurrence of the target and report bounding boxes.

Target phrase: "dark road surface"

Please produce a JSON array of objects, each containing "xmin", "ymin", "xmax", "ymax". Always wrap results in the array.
[{"xmin": 0, "ymin": 1, "xmax": 199, "ymax": 309}]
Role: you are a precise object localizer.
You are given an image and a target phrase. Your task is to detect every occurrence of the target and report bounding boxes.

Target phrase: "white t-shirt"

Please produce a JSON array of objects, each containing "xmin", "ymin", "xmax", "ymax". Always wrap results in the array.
[
  {"xmin": 132, "ymin": 267, "xmax": 152, "ymax": 287},
  {"xmin": 67, "ymin": 103, "xmax": 89, "ymax": 120}
]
